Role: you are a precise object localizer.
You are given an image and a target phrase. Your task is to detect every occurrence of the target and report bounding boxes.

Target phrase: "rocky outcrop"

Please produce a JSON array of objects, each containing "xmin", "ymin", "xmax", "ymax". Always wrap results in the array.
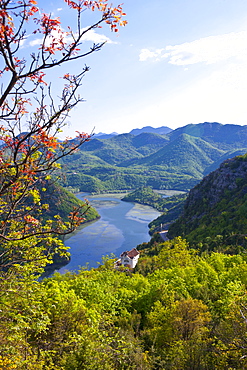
[
  {"xmin": 185, "ymin": 156, "xmax": 247, "ymax": 211},
  {"xmin": 168, "ymin": 154, "xmax": 247, "ymax": 244}
]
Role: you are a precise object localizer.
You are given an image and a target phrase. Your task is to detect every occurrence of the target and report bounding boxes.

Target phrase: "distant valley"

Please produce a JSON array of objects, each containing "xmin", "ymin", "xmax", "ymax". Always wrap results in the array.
[{"xmin": 59, "ymin": 122, "xmax": 247, "ymax": 193}]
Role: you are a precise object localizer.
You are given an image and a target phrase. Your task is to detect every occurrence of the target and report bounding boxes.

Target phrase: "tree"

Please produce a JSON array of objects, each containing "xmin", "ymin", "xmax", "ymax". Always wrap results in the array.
[
  {"xmin": 0, "ymin": 0, "xmax": 127, "ymax": 275},
  {"xmin": 0, "ymin": 1, "xmax": 127, "ymax": 366}
]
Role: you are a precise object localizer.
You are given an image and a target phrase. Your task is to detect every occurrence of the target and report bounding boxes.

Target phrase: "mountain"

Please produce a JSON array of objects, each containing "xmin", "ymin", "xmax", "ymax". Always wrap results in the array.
[
  {"xmin": 129, "ymin": 125, "xmax": 172, "ymax": 135},
  {"xmin": 131, "ymin": 133, "xmax": 225, "ymax": 177},
  {"xmin": 118, "ymin": 132, "xmax": 169, "ymax": 164},
  {"xmin": 65, "ymin": 132, "xmax": 169, "ymax": 166},
  {"xmin": 93, "ymin": 132, "xmax": 118, "ymax": 139},
  {"xmin": 60, "ymin": 122, "xmax": 247, "ymax": 194},
  {"xmin": 168, "ymin": 122, "xmax": 247, "ymax": 149},
  {"xmin": 204, "ymin": 148, "xmax": 247, "ymax": 175},
  {"xmin": 86, "ymin": 133, "xmax": 144, "ymax": 165},
  {"xmin": 168, "ymin": 153, "xmax": 247, "ymax": 251},
  {"xmin": 93, "ymin": 124, "xmax": 172, "ymax": 138}
]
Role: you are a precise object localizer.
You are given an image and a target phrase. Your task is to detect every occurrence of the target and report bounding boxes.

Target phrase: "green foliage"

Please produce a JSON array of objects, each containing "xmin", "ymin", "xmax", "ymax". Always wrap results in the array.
[
  {"xmin": 148, "ymin": 194, "xmax": 187, "ymax": 233},
  {"xmin": 3, "ymin": 125, "xmax": 247, "ymax": 369},
  {"xmin": 3, "ymin": 237, "xmax": 247, "ymax": 368},
  {"xmin": 122, "ymin": 186, "xmax": 167, "ymax": 211},
  {"xmin": 4, "ymin": 111, "xmax": 247, "ymax": 370},
  {"xmin": 40, "ymin": 182, "xmax": 99, "ymax": 223},
  {"xmin": 60, "ymin": 159, "xmax": 197, "ymax": 194}
]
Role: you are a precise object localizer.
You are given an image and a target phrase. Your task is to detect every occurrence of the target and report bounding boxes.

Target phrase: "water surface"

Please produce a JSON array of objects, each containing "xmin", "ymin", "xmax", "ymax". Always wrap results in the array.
[{"xmin": 59, "ymin": 193, "xmax": 160, "ymax": 272}]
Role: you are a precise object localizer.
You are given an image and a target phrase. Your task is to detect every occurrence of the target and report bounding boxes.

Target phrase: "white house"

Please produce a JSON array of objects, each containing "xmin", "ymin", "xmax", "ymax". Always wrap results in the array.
[{"xmin": 118, "ymin": 248, "xmax": 140, "ymax": 268}]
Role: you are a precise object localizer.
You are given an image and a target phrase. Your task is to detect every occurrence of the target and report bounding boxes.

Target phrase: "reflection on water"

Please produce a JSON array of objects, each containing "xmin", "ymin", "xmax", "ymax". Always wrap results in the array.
[
  {"xmin": 89, "ymin": 199, "xmax": 119, "ymax": 208},
  {"xmin": 126, "ymin": 204, "xmax": 159, "ymax": 223},
  {"xmin": 59, "ymin": 194, "xmax": 160, "ymax": 273}
]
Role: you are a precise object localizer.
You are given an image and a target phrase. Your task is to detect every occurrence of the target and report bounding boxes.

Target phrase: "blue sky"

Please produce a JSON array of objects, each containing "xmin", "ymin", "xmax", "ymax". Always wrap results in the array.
[{"xmin": 24, "ymin": 0, "xmax": 247, "ymax": 136}]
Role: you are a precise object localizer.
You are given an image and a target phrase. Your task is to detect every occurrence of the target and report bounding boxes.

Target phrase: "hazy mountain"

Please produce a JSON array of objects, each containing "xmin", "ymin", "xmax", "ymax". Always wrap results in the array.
[
  {"xmin": 129, "ymin": 125, "xmax": 172, "ymax": 136},
  {"xmin": 168, "ymin": 122, "xmax": 247, "ymax": 149},
  {"xmin": 93, "ymin": 132, "xmax": 118, "ymax": 139},
  {"xmin": 93, "ymin": 125, "xmax": 172, "ymax": 138},
  {"xmin": 77, "ymin": 138, "xmax": 105, "ymax": 151}
]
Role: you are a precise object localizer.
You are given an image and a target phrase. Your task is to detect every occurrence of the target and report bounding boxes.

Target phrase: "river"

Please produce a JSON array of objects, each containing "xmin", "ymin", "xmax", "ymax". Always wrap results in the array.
[{"xmin": 59, "ymin": 193, "xmax": 161, "ymax": 272}]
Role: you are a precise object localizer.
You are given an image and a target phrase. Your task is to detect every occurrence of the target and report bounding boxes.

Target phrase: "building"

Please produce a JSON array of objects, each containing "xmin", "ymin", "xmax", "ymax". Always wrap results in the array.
[{"xmin": 118, "ymin": 248, "xmax": 140, "ymax": 268}]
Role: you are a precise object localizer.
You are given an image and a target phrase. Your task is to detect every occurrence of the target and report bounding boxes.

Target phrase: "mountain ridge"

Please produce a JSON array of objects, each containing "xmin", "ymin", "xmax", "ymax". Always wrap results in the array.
[{"xmin": 61, "ymin": 122, "xmax": 247, "ymax": 193}]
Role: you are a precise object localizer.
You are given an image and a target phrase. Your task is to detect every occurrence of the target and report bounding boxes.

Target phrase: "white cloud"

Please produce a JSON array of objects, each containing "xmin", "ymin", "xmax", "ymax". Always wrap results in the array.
[
  {"xmin": 139, "ymin": 48, "xmax": 164, "ymax": 61},
  {"xmin": 29, "ymin": 28, "xmax": 113, "ymax": 48},
  {"xmin": 29, "ymin": 38, "xmax": 42, "ymax": 47},
  {"xmin": 80, "ymin": 29, "xmax": 114, "ymax": 44},
  {"xmin": 82, "ymin": 58, "xmax": 247, "ymax": 135},
  {"xmin": 139, "ymin": 31, "xmax": 247, "ymax": 66}
]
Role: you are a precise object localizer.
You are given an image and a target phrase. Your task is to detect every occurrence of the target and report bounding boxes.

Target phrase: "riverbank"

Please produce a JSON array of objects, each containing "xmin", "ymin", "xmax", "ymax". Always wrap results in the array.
[
  {"xmin": 122, "ymin": 187, "xmax": 187, "ymax": 212},
  {"xmin": 58, "ymin": 194, "xmax": 161, "ymax": 273},
  {"xmin": 44, "ymin": 189, "xmax": 184, "ymax": 276}
]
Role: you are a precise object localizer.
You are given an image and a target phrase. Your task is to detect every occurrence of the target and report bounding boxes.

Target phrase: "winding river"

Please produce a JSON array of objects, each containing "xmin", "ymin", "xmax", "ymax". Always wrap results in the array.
[{"xmin": 59, "ymin": 193, "xmax": 161, "ymax": 272}]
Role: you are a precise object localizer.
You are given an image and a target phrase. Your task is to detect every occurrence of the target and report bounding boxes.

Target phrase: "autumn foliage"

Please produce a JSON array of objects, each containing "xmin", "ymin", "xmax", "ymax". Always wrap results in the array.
[{"xmin": 0, "ymin": 0, "xmax": 127, "ymax": 273}]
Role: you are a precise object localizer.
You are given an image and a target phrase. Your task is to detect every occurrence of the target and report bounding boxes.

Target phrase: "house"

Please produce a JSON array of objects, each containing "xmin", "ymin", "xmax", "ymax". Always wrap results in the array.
[{"xmin": 118, "ymin": 248, "xmax": 140, "ymax": 268}]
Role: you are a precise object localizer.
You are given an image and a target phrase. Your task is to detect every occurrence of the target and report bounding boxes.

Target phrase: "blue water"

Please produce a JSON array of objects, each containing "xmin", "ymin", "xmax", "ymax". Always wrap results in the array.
[{"xmin": 59, "ymin": 194, "xmax": 160, "ymax": 272}]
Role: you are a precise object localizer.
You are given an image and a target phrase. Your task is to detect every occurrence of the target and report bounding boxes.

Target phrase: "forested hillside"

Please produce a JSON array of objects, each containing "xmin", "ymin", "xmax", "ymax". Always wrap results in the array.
[
  {"xmin": 122, "ymin": 186, "xmax": 186, "ymax": 219},
  {"xmin": 122, "ymin": 186, "xmax": 170, "ymax": 211},
  {"xmin": 4, "ymin": 236, "xmax": 247, "ymax": 369},
  {"xmin": 168, "ymin": 153, "xmax": 247, "ymax": 252},
  {"xmin": 169, "ymin": 121, "xmax": 247, "ymax": 149},
  {"xmin": 40, "ymin": 182, "xmax": 99, "ymax": 223},
  {"xmin": 60, "ymin": 122, "xmax": 247, "ymax": 193}
]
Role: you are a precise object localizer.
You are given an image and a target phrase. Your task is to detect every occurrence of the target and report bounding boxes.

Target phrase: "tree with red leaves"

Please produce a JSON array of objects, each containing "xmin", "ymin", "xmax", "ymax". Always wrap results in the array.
[{"xmin": 0, "ymin": 0, "xmax": 127, "ymax": 275}]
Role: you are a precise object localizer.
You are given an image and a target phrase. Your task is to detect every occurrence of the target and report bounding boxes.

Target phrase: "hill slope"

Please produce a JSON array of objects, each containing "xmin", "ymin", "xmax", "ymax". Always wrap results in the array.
[
  {"xmin": 131, "ymin": 133, "xmax": 224, "ymax": 177},
  {"xmin": 41, "ymin": 182, "xmax": 99, "ymax": 223},
  {"xmin": 168, "ymin": 154, "xmax": 247, "ymax": 250}
]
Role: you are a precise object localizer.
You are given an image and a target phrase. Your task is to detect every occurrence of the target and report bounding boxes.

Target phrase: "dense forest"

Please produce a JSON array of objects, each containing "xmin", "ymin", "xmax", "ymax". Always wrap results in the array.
[
  {"xmin": 40, "ymin": 182, "xmax": 99, "ymax": 224},
  {"xmin": 122, "ymin": 186, "xmax": 174, "ymax": 212},
  {"xmin": 3, "ymin": 236, "xmax": 247, "ymax": 369}
]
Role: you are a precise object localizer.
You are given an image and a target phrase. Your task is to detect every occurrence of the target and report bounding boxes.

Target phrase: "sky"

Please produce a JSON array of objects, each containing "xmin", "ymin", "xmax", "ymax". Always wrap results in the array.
[{"xmin": 21, "ymin": 0, "xmax": 247, "ymax": 137}]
